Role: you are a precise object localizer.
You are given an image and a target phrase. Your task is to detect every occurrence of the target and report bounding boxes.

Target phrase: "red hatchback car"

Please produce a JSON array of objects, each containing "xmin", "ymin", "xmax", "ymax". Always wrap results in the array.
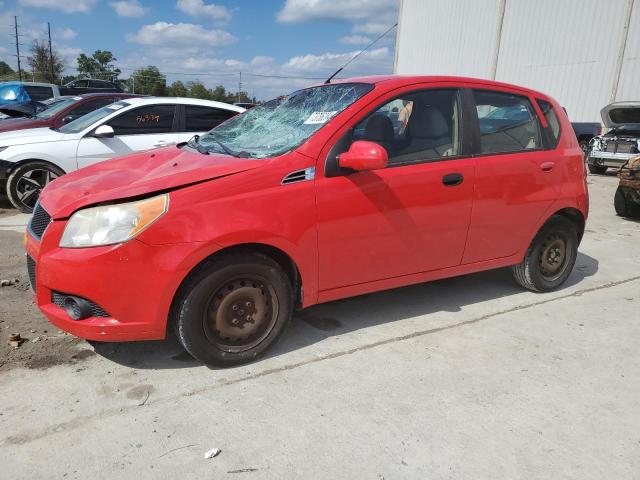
[{"xmin": 27, "ymin": 76, "xmax": 588, "ymax": 366}]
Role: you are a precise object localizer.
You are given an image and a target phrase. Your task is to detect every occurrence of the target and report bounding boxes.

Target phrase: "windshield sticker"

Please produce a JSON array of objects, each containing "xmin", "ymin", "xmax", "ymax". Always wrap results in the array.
[
  {"xmin": 304, "ymin": 111, "xmax": 337, "ymax": 125},
  {"xmin": 107, "ymin": 104, "xmax": 125, "ymax": 110},
  {"xmin": 73, "ymin": 96, "xmax": 82, "ymax": 100}
]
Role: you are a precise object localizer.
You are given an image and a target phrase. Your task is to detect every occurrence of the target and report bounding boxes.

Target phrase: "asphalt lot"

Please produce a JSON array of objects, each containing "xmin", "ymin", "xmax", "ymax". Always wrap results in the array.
[{"xmin": 0, "ymin": 173, "xmax": 639, "ymax": 479}]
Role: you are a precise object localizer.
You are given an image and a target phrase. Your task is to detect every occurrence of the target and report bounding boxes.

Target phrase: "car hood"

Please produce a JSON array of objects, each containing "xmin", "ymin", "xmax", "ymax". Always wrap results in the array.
[
  {"xmin": 0, "ymin": 127, "xmax": 64, "ymax": 146},
  {"xmin": 40, "ymin": 146, "xmax": 267, "ymax": 219},
  {"xmin": 0, "ymin": 117, "xmax": 48, "ymax": 132},
  {"xmin": 601, "ymin": 101, "xmax": 640, "ymax": 128}
]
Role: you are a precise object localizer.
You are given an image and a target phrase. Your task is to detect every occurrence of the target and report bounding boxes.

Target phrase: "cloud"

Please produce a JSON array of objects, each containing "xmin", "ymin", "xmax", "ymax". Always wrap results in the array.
[
  {"xmin": 352, "ymin": 21, "xmax": 392, "ymax": 35},
  {"xmin": 277, "ymin": 0, "xmax": 396, "ymax": 23},
  {"xmin": 282, "ymin": 46, "xmax": 390, "ymax": 74},
  {"xmin": 109, "ymin": 1, "xmax": 148, "ymax": 17},
  {"xmin": 17, "ymin": 0, "xmax": 97, "ymax": 13},
  {"xmin": 57, "ymin": 28, "xmax": 77, "ymax": 40},
  {"xmin": 176, "ymin": 0, "xmax": 231, "ymax": 23},
  {"xmin": 340, "ymin": 35, "xmax": 371, "ymax": 45},
  {"xmin": 126, "ymin": 22, "xmax": 236, "ymax": 47}
]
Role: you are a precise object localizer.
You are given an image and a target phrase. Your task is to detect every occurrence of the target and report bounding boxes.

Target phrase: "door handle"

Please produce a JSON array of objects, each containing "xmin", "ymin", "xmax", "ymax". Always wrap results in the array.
[
  {"xmin": 541, "ymin": 161, "xmax": 555, "ymax": 172},
  {"xmin": 442, "ymin": 173, "xmax": 464, "ymax": 186}
]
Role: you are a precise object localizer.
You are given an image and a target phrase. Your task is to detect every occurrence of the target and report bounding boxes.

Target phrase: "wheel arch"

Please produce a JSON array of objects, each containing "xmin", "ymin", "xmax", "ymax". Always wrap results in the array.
[
  {"xmin": 551, "ymin": 207, "xmax": 585, "ymax": 243},
  {"xmin": 6, "ymin": 158, "xmax": 67, "ymax": 176},
  {"xmin": 170, "ymin": 242, "xmax": 303, "ymax": 323}
]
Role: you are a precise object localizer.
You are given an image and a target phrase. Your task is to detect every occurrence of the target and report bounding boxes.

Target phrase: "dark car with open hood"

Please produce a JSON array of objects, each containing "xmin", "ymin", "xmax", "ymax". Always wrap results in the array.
[{"xmin": 587, "ymin": 102, "xmax": 640, "ymax": 174}]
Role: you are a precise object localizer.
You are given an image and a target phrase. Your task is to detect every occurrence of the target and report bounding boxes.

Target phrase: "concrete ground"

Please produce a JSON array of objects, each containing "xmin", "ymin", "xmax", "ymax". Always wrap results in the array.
[{"xmin": 1, "ymin": 173, "xmax": 639, "ymax": 479}]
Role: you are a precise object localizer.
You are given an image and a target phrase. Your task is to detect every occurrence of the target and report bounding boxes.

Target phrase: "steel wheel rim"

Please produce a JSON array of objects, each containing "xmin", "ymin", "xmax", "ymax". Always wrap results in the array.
[
  {"xmin": 203, "ymin": 275, "xmax": 279, "ymax": 353},
  {"xmin": 539, "ymin": 233, "xmax": 568, "ymax": 281},
  {"xmin": 15, "ymin": 168, "xmax": 59, "ymax": 209}
]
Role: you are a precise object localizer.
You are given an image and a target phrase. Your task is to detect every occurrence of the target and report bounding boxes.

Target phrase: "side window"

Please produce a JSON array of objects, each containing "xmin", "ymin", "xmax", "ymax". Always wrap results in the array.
[
  {"xmin": 24, "ymin": 86, "xmax": 54, "ymax": 101},
  {"xmin": 184, "ymin": 106, "xmax": 237, "ymax": 132},
  {"xmin": 537, "ymin": 99, "xmax": 561, "ymax": 148},
  {"xmin": 107, "ymin": 105, "xmax": 176, "ymax": 135},
  {"xmin": 70, "ymin": 98, "xmax": 116, "ymax": 117},
  {"xmin": 473, "ymin": 90, "xmax": 542, "ymax": 154},
  {"xmin": 353, "ymin": 88, "xmax": 461, "ymax": 165}
]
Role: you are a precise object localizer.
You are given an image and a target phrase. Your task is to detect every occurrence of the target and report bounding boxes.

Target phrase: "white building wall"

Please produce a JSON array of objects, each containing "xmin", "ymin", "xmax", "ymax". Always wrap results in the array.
[{"xmin": 394, "ymin": 0, "xmax": 640, "ymax": 122}]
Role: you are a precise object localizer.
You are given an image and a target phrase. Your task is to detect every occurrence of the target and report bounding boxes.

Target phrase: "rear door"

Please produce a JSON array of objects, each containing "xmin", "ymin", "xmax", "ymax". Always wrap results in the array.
[
  {"xmin": 76, "ymin": 104, "xmax": 178, "ymax": 169},
  {"xmin": 177, "ymin": 105, "xmax": 238, "ymax": 142},
  {"xmin": 461, "ymin": 88, "xmax": 561, "ymax": 264},
  {"xmin": 316, "ymin": 86, "xmax": 475, "ymax": 290}
]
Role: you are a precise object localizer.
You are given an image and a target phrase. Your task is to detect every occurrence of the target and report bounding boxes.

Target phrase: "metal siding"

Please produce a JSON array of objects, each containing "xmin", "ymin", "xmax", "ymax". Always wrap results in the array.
[
  {"xmin": 395, "ymin": 0, "xmax": 639, "ymax": 122},
  {"xmin": 616, "ymin": 0, "xmax": 640, "ymax": 101},
  {"xmin": 496, "ymin": 0, "xmax": 629, "ymax": 121},
  {"xmin": 395, "ymin": 0, "xmax": 501, "ymax": 78}
]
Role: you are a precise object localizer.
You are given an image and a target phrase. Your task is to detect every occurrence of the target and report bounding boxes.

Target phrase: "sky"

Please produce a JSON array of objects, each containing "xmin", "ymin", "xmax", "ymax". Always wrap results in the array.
[{"xmin": 0, "ymin": 0, "xmax": 400, "ymax": 99}]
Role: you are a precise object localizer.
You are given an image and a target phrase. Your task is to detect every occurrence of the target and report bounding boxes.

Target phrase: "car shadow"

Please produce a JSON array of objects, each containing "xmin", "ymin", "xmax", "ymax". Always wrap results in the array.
[{"xmin": 93, "ymin": 252, "xmax": 599, "ymax": 370}]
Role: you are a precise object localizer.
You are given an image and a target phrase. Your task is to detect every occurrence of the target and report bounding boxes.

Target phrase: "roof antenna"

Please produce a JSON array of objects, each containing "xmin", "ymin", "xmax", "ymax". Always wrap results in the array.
[{"xmin": 325, "ymin": 22, "xmax": 398, "ymax": 84}]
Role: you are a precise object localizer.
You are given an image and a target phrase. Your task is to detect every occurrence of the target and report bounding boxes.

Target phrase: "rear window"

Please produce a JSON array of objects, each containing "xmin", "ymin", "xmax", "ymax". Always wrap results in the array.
[
  {"xmin": 537, "ymin": 99, "xmax": 561, "ymax": 148},
  {"xmin": 473, "ymin": 90, "xmax": 542, "ymax": 154},
  {"xmin": 185, "ymin": 106, "xmax": 237, "ymax": 132},
  {"xmin": 24, "ymin": 85, "xmax": 54, "ymax": 101}
]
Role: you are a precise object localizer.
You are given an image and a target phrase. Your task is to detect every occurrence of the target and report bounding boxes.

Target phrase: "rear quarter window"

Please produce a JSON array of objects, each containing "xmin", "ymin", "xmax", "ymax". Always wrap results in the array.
[{"xmin": 537, "ymin": 99, "xmax": 561, "ymax": 149}]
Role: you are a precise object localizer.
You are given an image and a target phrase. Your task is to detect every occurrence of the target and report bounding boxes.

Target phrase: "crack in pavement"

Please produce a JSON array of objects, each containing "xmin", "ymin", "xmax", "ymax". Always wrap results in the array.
[{"xmin": 3, "ymin": 274, "xmax": 640, "ymax": 447}]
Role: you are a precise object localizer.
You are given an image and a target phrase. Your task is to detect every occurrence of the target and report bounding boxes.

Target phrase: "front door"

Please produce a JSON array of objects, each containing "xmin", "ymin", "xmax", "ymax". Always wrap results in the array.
[
  {"xmin": 316, "ymin": 87, "xmax": 475, "ymax": 291},
  {"xmin": 76, "ymin": 104, "xmax": 179, "ymax": 169}
]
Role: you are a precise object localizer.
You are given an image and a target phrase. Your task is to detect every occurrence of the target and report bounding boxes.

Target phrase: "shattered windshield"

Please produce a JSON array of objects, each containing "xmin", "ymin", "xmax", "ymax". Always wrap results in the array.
[{"xmin": 193, "ymin": 82, "xmax": 373, "ymax": 158}]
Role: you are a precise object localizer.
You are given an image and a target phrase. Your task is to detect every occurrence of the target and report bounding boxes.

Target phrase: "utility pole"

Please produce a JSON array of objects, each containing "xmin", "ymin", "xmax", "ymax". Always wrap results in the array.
[
  {"xmin": 238, "ymin": 71, "xmax": 242, "ymax": 103},
  {"xmin": 13, "ymin": 16, "xmax": 22, "ymax": 81},
  {"xmin": 47, "ymin": 22, "xmax": 55, "ymax": 83}
]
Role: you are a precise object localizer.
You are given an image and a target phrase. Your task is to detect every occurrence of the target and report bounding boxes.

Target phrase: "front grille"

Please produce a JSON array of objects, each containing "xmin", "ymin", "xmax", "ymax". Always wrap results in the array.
[
  {"xmin": 51, "ymin": 291, "xmax": 111, "ymax": 318},
  {"xmin": 604, "ymin": 141, "xmax": 638, "ymax": 154},
  {"xmin": 29, "ymin": 203, "xmax": 51, "ymax": 240},
  {"xmin": 26, "ymin": 255, "xmax": 36, "ymax": 292}
]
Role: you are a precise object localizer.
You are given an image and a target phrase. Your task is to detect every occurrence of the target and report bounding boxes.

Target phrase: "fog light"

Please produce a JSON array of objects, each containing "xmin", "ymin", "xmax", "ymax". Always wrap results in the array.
[{"xmin": 63, "ymin": 296, "xmax": 92, "ymax": 321}]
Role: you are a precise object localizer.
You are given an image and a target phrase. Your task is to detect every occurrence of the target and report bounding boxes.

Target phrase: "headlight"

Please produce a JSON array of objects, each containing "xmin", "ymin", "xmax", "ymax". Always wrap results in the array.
[
  {"xmin": 591, "ymin": 138, "xmax": 602, "ymax": 151},
  {"xmin": 59, "ymin": 194, "xmax": 168, "ymax": 248}
]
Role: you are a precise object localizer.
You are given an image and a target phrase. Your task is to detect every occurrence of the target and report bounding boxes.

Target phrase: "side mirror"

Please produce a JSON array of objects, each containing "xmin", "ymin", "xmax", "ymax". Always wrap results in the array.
[
  {"xmin": 61, "ymin": 115, "xmax": 75, "ymax": 124},
  {"xmin": 338, "ymin": 140, "xmax": 388, "ymax": 171},
  {"xmin": 92, "ymin": 125, "xmax": 115, "ymax": 139}
]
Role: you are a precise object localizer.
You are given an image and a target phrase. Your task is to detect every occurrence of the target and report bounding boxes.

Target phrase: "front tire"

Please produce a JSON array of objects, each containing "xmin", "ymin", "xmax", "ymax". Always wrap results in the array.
[
  {"xmin": 172, "ymin": 252, "xmax": 294, "ymax": 366},
  {"xmin": 512, "ymin": 216, "xmax": 578, "ymax": 292},
  {"xmin": 6, "ymin": 161, "xmax": 64, "ymax": 213},
  {"xmin": 588, "ymin": 164, "xmax": 608, "ymax": 175}
]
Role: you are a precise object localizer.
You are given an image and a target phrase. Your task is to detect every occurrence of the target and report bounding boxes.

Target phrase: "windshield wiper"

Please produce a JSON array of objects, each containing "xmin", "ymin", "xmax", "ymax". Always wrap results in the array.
[{"xmin": 208, "ymin": 135, "xmax": 242, "ymax": 157}]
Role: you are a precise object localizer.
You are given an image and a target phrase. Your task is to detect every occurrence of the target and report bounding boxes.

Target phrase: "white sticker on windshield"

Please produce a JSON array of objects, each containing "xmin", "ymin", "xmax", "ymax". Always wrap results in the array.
[
  {"xmin": 304, "ymin": 111, "xmax": 337, "ymax": 125},
  {"xmin": 73, "ymin": 96, "xmax": 82, "ymax": 100},
  {"xmin": 107, "ymin": 104, "xmax": 124, "ymax": 110}
]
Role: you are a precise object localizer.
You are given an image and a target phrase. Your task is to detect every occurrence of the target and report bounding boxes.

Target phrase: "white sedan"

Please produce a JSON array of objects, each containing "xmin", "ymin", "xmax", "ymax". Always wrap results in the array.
[{"xmin": 0, "ymin": 97, "xmax": 244, "ymax": 212}]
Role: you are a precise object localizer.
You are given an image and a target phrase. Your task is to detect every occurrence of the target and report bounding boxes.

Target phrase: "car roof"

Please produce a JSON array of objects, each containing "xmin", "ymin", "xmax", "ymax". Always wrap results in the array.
[
  {"xmin": 0, "ymin": 81, "xmax": 57, "ymax": 87},
  {"xmin": 326, "ymin": 75, "xmax": 551, "ymax": 100},
  {"xmin": 119, "ymin": 96, "xmax": 245, "ymax": 112},
  {"xmin": 76, "ymin": 92, "xmax": 140, "ymax": 99}
]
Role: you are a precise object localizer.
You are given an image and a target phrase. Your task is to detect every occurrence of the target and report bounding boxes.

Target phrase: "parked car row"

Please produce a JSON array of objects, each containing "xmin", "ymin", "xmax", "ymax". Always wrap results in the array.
[{"xmin": 0, "ymin": 96, "xmax": 244, "ymax": 211}]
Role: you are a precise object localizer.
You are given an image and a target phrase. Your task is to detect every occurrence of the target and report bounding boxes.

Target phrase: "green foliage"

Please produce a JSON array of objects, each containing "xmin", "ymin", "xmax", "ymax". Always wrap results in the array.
[
  {"xmin": 77, "ymin": 50, "xmax": 121, "ymax": 80},
  {"xmin": 0, "ymin": 60, "xmax": 14, "ymax": 77},
  {"xmin": 129, "ymin": 65, "xmax": 166, "ymax": 95},
  {"xmin": 167, "ymin": 80, "xmax": 187, "ymax": 97},
  {"xmin": 27, "ymin": 41, "xmax": 65, "ymax": 83}
]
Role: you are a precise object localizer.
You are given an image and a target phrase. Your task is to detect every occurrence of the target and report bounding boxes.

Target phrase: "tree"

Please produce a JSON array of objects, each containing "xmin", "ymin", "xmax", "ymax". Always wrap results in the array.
[
  {"xmin": 27, "ymin": 41, "xmax": 64, "ymax": 83},
  {"xmin": 210, "ymin": 85, "xmax": 227, "ymax": 102},
  {"xmin": 0, "ymin": 60, "xmax": 14, "ymax": 78},
  {"xmin": 187, "ymin": 81, "xmax": 212, "ymax": 100},
  {"xmin": 77, "ymin": 50, "xmax": 121, "ymax": 81},
  {"xmin": 129, "ymin": 65, "xmax": 165, "ymax": 95},
  {"xmin": 167, "ymin": 80, "xmax": 187, "ymax": 97}
]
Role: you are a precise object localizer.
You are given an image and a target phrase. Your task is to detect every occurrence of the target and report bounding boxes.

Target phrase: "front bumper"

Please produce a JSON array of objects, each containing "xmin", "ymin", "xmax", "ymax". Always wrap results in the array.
[
  {"xmin": 588, "ymin": 151, "xmax": 635, "ymax": 168},
  {"xmin": 26, "ymin": 218, "xmax": 212, "ymax": 342}
]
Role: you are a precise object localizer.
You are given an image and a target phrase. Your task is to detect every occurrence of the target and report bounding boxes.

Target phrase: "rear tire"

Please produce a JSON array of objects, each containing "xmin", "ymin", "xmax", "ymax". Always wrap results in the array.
[
  {"xmin": 6, "ymin": 161, "xmax": 64, "ymax": 213},
  {"xmin": 172, "ymin": 252, "xmax": 294, "ymax": 366},
  {"xmin": 614, "ymin": 187, "xmax": 630, "ymax": 217},
  {"xmin": 588, "ymin": 164, "xmax": 608, "ymax": 175},
  {"xmin": 512, "ymin": 216, "xmax": 578, "ymax": 292}
]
